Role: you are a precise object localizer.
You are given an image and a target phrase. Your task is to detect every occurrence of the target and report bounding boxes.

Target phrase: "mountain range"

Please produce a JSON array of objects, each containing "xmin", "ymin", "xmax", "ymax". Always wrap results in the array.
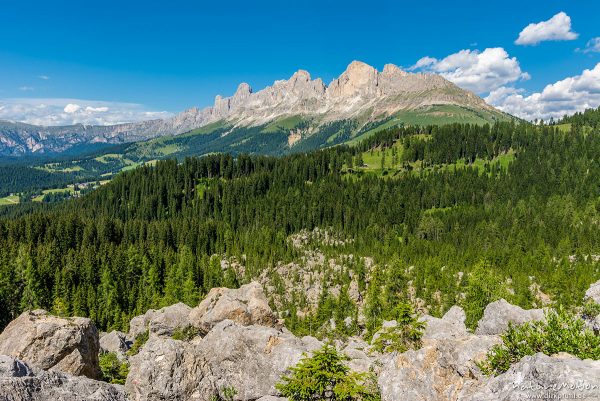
[{"xmin": 0, "ymin": 61, "xmax": 510, "ymax": 157}]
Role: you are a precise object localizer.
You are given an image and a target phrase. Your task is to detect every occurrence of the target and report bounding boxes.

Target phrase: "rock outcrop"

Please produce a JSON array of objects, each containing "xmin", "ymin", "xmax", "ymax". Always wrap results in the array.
[
  {"xmin": 198, "ymin": 320, "xmax": 321, "ymax": 400},
  {"xmin": 126, "ymin": 319, "xmax": 322, "ymax": 401},
  {"xmin": 464, "ymin": 353, "xmax": 600, "ymax": 401},
  {"xmin": 125, "ymin": 337, "xmax": 213, "ymax": 401},
  {"xmin": 2, "ymin": 285, "xmax": 599, "ymax": 401},
  {"xmin": 189, "ymin": 281, "xmax": 278, "ymax": 334},
  {"xmin": 0, "ymin": 309, "xmax": 101, "ymax": 379},
  {"xmin": 475, "ymin": 299, "xmax": 545, "ymax": 335},
  {"xmin": 0, "ymin": 355, "xmax": 127, "ymax": 401},
  {"xmin": 378, "ymin": 330, "xmax": 501, "ymax": 401}
]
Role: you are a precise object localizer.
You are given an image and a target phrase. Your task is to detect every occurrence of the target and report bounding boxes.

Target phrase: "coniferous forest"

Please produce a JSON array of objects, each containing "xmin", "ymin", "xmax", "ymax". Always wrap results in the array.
[{"xmin": 1, "ymin": 121, "xmax": 599, "ymax": 337}]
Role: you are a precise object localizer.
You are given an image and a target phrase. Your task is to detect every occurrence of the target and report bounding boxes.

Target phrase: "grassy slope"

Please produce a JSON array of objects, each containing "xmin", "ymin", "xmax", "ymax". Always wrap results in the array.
[
  {"xmin": 0, "ymin": 195, "xmax": 19, "ymax": 206},
  {"xmin": 355, "ymin": 140, "xmax": 515, "ymax": 177},
  {"xmin": 348, "ymin": 105, "xmax": 511, "ymax": 145}
]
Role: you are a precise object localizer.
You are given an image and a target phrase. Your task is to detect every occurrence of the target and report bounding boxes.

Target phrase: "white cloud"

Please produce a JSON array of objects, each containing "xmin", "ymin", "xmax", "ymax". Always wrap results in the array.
[
  {"xmin": 410, "ymin": 47, "xmax": 529, "ymax": 94},
  {"xmin": 0, "ymin": 98, "xmax": 173, "ymax": 126},
  {"xmin": 486, "ymin": 63, "xmax": 600, "ymax": 121},
  {"xmin": 409, "ymin": 56, "xmax": 437, "ymax": 71},
  {"xmin": 19, "ymin": 86, "xmax": 34, "ymax": 91},
  {"xmin": 63, "ymin": 103, "xmax": 81, "ymax": 113},
  {"xmin": 579, "ymin": 37, "xmax": 600, "ymax": 53},
  {"xmin": 515, "ymin": 12, "xmax": 578, "ymax": 45},
  {"xmin": 38, "ymin": 75, "xmax": 50, "ymax": 80}
]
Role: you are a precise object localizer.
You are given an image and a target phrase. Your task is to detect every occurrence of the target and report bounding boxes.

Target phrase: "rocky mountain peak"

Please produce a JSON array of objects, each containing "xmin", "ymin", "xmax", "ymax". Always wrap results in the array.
[
  {"xmin": 94, "ymin": 63, "xmax": 493, "ymax": 136},
  {"xmin": 232, "ymin": 83, "xmax": 252, "ymax": 104},
  {"xmin": 327, "ymin": 60, "xmax": 379, "ymax": 99}
]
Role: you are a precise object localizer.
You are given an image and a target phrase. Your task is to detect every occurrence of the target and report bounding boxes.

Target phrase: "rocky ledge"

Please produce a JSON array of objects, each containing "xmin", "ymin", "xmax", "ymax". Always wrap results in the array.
[{"xmin": 1, "ymin": 281, "xmax": 599, "ymax": 401}]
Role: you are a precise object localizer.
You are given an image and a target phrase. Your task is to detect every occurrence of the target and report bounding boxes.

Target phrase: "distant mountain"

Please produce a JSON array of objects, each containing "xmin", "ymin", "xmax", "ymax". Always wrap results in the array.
[{"xmin": 0, "ymin": 61, "xmax": 511, "ymax": 157}]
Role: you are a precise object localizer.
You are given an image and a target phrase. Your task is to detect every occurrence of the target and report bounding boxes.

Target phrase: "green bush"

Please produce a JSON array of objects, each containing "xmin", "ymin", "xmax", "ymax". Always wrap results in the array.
[
  {"xmin": 276, "ymin": 343, "xmax": 380, "ymax": 401},
  {"xmin": 172, "ymin": 325, "xmax": 200, "ymax": 341},
  {"xmin": 582, "ymin": 300, "xmax": 600, "ymax": 320},
  {"xmin": 99, "ymin": 352, "xmax": 129, "ymax": 384},
  {"xmin": 210, "ymin": 385, "xmax": 238, "ymax": 401},
  {"xmin": 127, "ymin": 330, "xmax": 149, "ymax": 356},
  {"xmin": 370, "ymin": 303, "xmax": 425, "ymax": 353},
  {"xmin": 479, "ymin": 307, "xmax": 600, "ymax": 376}
]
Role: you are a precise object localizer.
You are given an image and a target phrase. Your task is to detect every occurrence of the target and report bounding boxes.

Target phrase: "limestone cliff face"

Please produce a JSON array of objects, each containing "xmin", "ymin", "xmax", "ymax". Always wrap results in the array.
[
  {"xmin": 184, "ymin": 60, "xmax": 494, "ymax": 127},
  {"xmin": 0, "ymin": 61, "xmax": 498, "ymax": 155}
]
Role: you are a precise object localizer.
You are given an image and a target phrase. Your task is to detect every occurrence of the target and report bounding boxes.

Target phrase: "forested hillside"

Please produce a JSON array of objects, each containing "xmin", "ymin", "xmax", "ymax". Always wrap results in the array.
[
  {"xmin": 558, "ymin": 106, "xmax": 600, "ymax": 128},
  {"xmin": 1, "ymin": 121, "xmax": 599, "ymax": 337}
]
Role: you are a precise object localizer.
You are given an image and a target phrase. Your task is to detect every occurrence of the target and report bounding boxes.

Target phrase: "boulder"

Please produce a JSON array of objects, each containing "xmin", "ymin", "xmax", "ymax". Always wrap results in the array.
[
  {"xmin": 126, "ymin": 336, "xmax": 215, "ymax": 401},
  {"xmin": 0, "ymin": 310, "xmax": 101, "ymax": 379},
  {"xmin": 584, "ymin": 279, "xmax": 600, "ymax": 304},
  {"xmin": 128, "ymin": 302, "xmax": 193, "ymax": 339},
  {"xmin": 0, "ymin": 355, "xmax": 127, "ymax": 401},
  {"xmin": 463, "ymin": 353, "xmax": 600, "ymax": 401},
  {"xmin": 475, "ymin": 299, "xmax": 544, "ymax": 335},
  {"xmin": 126, "ymin": 319, "xmax": 321, "ymax": 401},
  {"xmin": 100, "ymin": 331, "xmax": 131, "ymax": 360},
  {"xmin": 378, "ymin": 334, "xmax": 501, "ymax": 401},
  {"xmin": 421, "ymin": 306, "xmax": 468, "ymax": 340},
  {"xmin": 197, "ymin": 320, "xmax": 321, "ymax": 400},
  {"xmin": 189, "ymin": 282, "xmax": 277, "ymax": 334}
]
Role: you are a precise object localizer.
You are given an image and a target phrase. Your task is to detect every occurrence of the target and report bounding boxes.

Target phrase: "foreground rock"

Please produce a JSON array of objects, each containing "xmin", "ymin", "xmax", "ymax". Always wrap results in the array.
[
  {"xmin": 464, "ymin": 353, "xmax": 600, "ymax": 401},
  {"xmin": 0, "ymin": 309, "xmax": 101, "ymax": 379},
  {"xmin": 475, "ymin": 299, "xmax": 544, "ymax": 335},
  {"xmin": 378, "ymin": 334, "xmax": 501, "ymax": 401},
  {"xmin": 126, "ymin": 337, "xmax": 214, "ymax": 401},
  {"xmin": 127, "ymin": 319, "xmax": 321, "ymax": 401},
  {"xmin": 199, "ymin": 320, "xmax": 321, "ymax": 400},
  {"xmin": 189, "ymin": 282, "xmax": 278, "ymax": 334},
  {"xmin": 0, "ymin": 355, "xmax": 127, "ymax": 401}
]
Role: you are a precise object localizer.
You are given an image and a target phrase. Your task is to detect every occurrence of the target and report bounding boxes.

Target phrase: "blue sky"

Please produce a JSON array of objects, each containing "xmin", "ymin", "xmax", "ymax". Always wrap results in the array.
[{"xmin": 1, "ymin": 0, "xmax": 599, "ymax": 124}]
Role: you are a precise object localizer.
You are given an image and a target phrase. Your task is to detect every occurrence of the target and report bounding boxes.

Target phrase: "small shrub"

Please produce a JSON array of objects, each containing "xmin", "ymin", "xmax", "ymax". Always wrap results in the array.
[
  {"xmin": 209, "ymin": 385, "xmax": 238, "ymax": 401},
  {"xmin": 172, "ymin": 325, "xmax": 200, "ymax": 341},
  {"xmin": 220, "ymin": 386, "xmax": 238, "ymax": 401},
  {"xmin": 127, "ymin": 330, "xmax": 149, "ymax": 356},
  {"xmin": 371, "ymin": 303, "xmax": 425, "ymax": 353},
  {"xmin": 99, "ymin": 352, "xmax": 129, "ymax": 384},
  {"xmin": 276, "ymin": 343, "xmax": 381, "ymax": 401},
  {"xmin": 582, "ymin": 300, "xmax": 600, "ymax": 320},
  {"xmin": 479, "ymin": 307, "xmax": 600, "ymax": 376}
]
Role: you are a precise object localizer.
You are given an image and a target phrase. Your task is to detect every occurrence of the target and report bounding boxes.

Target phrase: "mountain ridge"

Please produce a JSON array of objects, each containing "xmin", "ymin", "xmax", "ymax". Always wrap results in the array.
[{"xmin": 0, "ymin": 61, "xmax": 509, "ymax": 156}]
